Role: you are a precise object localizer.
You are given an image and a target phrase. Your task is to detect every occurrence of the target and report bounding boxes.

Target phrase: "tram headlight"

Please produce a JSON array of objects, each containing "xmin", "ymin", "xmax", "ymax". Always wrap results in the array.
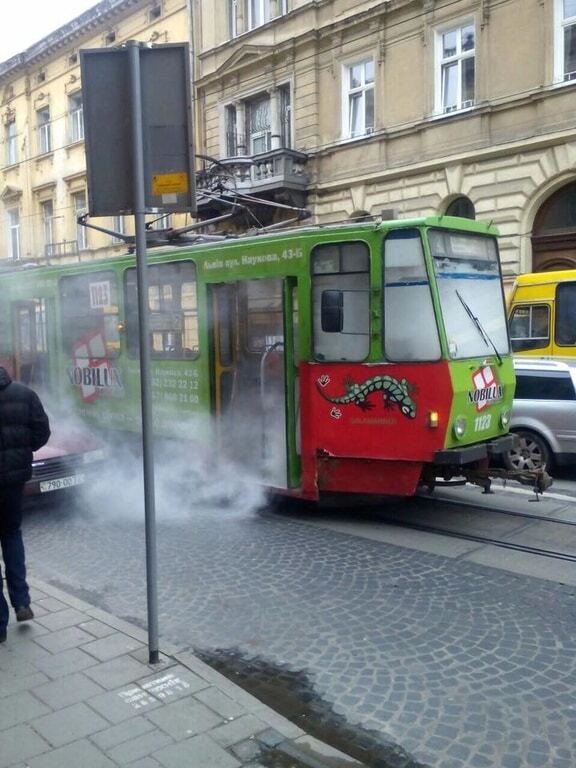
[
  {"xmin": 500, "ymin": 408, "xmax": 511, "ymax": 428},
  {"xmin": 453, "ymin": 417, "xmax": 467, "ymax": 439}
]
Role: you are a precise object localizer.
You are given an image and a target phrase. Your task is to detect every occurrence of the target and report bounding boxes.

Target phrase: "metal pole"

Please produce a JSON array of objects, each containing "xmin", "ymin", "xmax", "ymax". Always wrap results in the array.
[{"xmin": 128, "ymin": 40, "xmax": 160, "ymax": 665}]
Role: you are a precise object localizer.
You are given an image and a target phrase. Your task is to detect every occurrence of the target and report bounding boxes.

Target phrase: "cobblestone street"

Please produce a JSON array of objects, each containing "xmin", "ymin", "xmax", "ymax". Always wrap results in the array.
[{"xmin": 21, "ymin": 488, "xmax": 576, "ymax": 768}]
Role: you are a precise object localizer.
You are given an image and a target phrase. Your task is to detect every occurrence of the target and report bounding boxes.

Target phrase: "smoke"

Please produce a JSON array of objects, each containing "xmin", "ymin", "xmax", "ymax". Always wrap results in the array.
[{"xmin": 74, "ymin": 411, "xmax": 271, "ymax": 523}]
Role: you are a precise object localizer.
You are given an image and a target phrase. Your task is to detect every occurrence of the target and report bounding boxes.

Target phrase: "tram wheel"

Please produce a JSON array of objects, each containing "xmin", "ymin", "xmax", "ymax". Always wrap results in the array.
[{"xmin": 503, "ymin": 429, "xmax": 552, "ymax": 472}]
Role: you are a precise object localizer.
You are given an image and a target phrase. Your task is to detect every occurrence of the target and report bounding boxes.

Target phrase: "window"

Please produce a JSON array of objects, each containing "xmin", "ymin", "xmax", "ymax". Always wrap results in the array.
[
  {"xmin": 7, "ymin": 208, "xmax": 20, "ymax": 260},
  {"xmin": 148, "ymin": 3, "xmax": 162, "ymax": 22},
  {"xmin": 343, "ymin": 60, "xmax": 374, "ymax": 139},
  {"xmin": 384, "ymin": 230, "xmax": 441, "ymax": 361},
  {"xmin": 13, "ymin": 298, "xmax": 49, "ymax": 388},
  {"xmin": 430, "ymin": 230, "xmax": 509, "ymax": 359},
  {"xmin": 60, "ymin": 272, "xmax": 120, "ymax": 358},
  {"xmin": 555, "ymin": 0, "xmax": 576, "ymax": 82},
  {"xmin": 6, "ymin": 120, "xmax": 17, "ymax": 166},
  {"xmin": 243, "ymin": 278, "xmax": 284, "ymax": 352},
  {"xmin": 69, "ymin": 93, "xmax": 84, "ymax": 143},
  {"xmin": 246, "ymin": 0, "xmax": 287, "ymax": 31},
  {"xmin": 225, "ymin": 86, "xmax": 291, "ymax": 156},
  {"xmin": 436, "ymin": 23, "xmax": 475, "ymax": 113},
  {"xmin": 312, "ymin": 242, "xmax": 370, "ymax": 362},
  {"xmin": 125, "ymin": 261, "xmax": 199, "ymax": 359},
  {"xmin": 556, "ymin": 281, "xmax": 576, "ymax": 344},
  {"xmin": 246, "ymin": 94, "xmax": 271, "ymax": 154},
  {"xmin": 37, "ymin": 107, "xmax": 51, "ymax": 154},
  {"xmin": 228, "ymin": 0, "xmax": 238, "ymax": 37},
  {"xmin": 445, "ymin": 196, "xmax": 475, "ymax": 219},
  {"xmin": 112, "ymin": 215, "xmax": 126, "ymax": 244},
  {"xmin": 41, "ymin": 200, "xmax": 54, "ymax": 255},
  {"xmin": 509, "ymin": 304, "xmax": 550, "ymax": 352},
  {"xmin": 515, "ymin": 371, "xmax": 576, "ymax": 401},
  {"xmin": 73, "ymin": 191, "xmax": 88, "ymax": 250},
  {"xmin": 148, "ymin": 213, "xmax": 172, "ymax": 231}
]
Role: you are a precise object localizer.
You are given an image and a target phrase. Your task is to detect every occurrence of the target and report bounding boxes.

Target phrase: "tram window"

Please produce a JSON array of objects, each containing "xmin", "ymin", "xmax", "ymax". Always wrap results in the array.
[
  {"xmin": 556, "ymin": 283, "xmax": 576, "ymax": 345},
  {"xmin": 60, "ymin": 272, "xmax": 120, "ymax": 358},
  {"xmin": 125, "ymin": 261, "xmax": 198, "ymax": 359},
  {"xmin": 383, "ymin": 230, "xmax": 440, "ymax": 361},
  {"xmin": 243, "ymin": 279, "xmax": 284, "ymax": 353},
  {"xmin": 13, "ymin": 298, "xmax": 50, "ymax": 388},
  {"xmin": 430, "ymin": 230, "xmax": 509, "ymax": 359},
  {"xmin": 312, "ymin": 242, "xmax": 370, "ymax": 362},
  {"xmin": 509, "ymin": 304, "xmax": 550, "ymax": 351}
]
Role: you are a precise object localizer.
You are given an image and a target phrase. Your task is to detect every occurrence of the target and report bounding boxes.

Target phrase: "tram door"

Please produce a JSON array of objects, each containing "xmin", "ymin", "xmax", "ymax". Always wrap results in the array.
[
  {"xmin": 210, "ymin": 278, "xmax": 290, "ymax": 488},
  {"xmin": 11, "ymin": 299, "xmax": 51, "ymax": 391}
]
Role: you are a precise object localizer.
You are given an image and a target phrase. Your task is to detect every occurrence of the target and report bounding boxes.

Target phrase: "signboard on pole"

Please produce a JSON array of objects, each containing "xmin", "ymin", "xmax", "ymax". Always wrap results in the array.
[{"xmin": 80, "ymin": 43, "xmax": 196, "ymax": 216}]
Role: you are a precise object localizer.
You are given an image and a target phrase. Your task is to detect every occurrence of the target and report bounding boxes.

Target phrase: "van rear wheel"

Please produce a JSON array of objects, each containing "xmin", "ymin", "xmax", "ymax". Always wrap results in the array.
[{"xmin": 504, "ymin": 429, "xmax": 551, "ymax": 472}]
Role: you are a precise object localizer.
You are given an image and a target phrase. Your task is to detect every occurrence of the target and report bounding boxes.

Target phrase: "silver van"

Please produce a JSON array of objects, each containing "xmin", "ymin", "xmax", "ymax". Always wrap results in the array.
[{"xmin": 504, "ymin": 358, "xmax": 576, "ymax": 471}]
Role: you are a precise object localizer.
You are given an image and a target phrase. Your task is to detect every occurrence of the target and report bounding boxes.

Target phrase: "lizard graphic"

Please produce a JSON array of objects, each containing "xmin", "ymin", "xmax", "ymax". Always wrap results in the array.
[{"xmin": 317, "ymin": 374, "xmax": 417, "ymax": 419}]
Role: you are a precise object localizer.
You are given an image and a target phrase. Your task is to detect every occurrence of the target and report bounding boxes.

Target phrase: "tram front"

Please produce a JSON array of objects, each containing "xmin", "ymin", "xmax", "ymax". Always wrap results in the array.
[{"xmin": 304, "ymin": 218, "xmax": 534, "ymax": 499}]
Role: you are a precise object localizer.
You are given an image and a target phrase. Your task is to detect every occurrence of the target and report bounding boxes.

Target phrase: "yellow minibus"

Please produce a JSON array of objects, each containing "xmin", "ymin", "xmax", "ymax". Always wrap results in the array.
[{"xmin": 507, "ymin": 270, "xmax": 576, "ymax": 357}]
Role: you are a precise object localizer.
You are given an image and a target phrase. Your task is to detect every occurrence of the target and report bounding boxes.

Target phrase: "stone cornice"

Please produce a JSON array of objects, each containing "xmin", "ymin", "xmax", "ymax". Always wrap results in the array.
[{"xmin": 0, "ymin": 0, "xmax": 145, "ymax": 81}]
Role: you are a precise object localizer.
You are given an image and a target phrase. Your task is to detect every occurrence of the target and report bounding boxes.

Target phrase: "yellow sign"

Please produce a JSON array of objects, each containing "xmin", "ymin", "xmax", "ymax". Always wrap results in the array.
[{"xmin": 152, "ymin": 172, "xmax": 189, "ymax": 196}]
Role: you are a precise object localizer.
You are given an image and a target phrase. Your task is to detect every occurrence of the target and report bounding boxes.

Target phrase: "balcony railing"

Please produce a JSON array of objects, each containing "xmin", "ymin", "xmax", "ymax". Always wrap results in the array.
[
  {"xmin": 45, "ymin": 240, "xmax": 78, "ymax": 258},
  {"xmin": 197, "ymin": 148, "xmax": 308, "ymax": 196}
]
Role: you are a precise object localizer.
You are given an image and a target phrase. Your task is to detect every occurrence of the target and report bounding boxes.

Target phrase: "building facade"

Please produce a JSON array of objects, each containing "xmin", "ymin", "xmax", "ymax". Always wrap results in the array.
[
  {"xmin": 0, "ymin": 0, "xmax": 191, "ymax": 264},
  {"xmin": 2, "ymin": 0, "xmax": 576, "ymax": 279}
]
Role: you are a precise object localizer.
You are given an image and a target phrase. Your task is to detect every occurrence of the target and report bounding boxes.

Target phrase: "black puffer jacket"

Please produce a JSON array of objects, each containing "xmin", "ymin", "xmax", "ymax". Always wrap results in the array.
[{"xmin": 0, "ymin": 367, "xmax": 51, "ymax": 485}]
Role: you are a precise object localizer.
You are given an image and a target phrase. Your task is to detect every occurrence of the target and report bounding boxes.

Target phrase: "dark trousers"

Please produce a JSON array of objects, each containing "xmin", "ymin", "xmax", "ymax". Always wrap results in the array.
[{"xmin": 0, "ymin": 483, "xmax": 29, "ymax": 631}]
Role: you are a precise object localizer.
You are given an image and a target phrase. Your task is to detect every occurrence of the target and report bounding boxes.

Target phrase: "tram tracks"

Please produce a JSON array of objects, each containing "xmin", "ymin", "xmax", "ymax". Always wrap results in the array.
[{"xmin": 405, "ymin": 492, "xmax": 576, "ymax": 563}]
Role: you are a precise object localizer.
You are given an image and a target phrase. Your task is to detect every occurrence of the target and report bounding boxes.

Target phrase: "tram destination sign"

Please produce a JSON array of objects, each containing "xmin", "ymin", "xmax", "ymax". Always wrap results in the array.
[{"xmin": 80, "ymin": 44, "xmax": 196, "ymax": 216}]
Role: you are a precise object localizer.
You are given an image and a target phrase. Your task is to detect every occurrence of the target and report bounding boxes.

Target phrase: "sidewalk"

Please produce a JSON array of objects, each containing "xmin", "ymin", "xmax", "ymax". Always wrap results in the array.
[{"xmin": 0, "ymin": 578, "xmax": 362, "ymax": 768}]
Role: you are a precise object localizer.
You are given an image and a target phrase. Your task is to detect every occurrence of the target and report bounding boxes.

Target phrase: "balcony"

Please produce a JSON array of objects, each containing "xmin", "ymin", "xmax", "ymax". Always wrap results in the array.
[
  {"xmin": 196, "ymin": 148, "xmax": 309, "ymax": 223},
  {"xmin": 45, "ymin": 240, "xmax": 78, "ymax": 259}
]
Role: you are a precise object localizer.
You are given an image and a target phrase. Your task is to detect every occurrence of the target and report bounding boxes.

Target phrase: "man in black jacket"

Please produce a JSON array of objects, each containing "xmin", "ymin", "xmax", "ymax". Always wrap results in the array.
[{"xmin": 0, "ymin": 366, "xmax": 50, "ymax": 643}]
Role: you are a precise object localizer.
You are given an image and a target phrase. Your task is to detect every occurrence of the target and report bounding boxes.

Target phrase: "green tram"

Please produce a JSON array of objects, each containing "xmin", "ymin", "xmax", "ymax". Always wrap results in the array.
[{"xmin": 0, "ymin": 216, "xmax": 532, "ymax": 498}]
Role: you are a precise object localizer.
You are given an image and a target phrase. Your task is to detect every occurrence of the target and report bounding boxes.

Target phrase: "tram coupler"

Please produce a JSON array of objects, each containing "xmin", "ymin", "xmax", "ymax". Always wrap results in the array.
[{"xmin": 462, "ymin": 466, "xmax": 553, "ymax": 496}]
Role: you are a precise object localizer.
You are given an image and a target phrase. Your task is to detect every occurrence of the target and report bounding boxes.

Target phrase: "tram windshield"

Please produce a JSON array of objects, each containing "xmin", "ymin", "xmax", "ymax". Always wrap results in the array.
[{"xmin": 429, "ymin": 230, "xmax": 510, "ymax": 360}]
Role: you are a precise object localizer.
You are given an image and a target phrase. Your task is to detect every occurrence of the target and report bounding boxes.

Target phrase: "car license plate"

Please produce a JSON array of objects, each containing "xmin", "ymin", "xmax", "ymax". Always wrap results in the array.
[{"xmin": 39, "ymin": 474, "xmax": 85, "ymax": 493}]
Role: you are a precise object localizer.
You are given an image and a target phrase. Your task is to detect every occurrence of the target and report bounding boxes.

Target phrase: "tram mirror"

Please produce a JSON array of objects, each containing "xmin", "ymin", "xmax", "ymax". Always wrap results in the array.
[{"xmin": 321, "ymin": 290, "xmax": 344, "ymax": 332}]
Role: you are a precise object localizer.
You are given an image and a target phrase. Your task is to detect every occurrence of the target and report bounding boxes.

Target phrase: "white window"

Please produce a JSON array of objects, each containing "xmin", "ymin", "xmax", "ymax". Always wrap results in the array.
[
  {"xmin": 436, "ymin": 23, "xmax": 475, "ymax": 114},
  {"xmin": 247, "ymin": 95, "xmax": 271, "ymax": 154},
  {"xmin": 228, "ymin": 0, "xmax": 238, "ymax": 37},
  {"xmin": 555, "ymin": 0, "xmax": 576, "ymax": 82},
  {"xmin": 342, "ymin": 60, "xmax": 374, "ymax": 139},
  {"xmin": 41, "ymin": 200, "xmax": 54, "ymax": 253},
  {"xmin": 73, "ymin": 191, "xmax": 88, "ymax": 250},
  {"xmin": 37, "ymin": 107, "xmax": 51, "ymax": 154},
  {"xmin": 69, "ymin": 93, "xmax": 84, "ymax": 143},
  {"xmin": 7, "ymin": 208, "xmax": 21, "ymax": 260},
  {"xmin": 112, "ymin": 215, "xmax": 126, "ymax": 243},
  {"xmin": 6, "ymin": 121, "xmax": 17, "ymax": 166},
  {"xmin": 148, "ymin": 214, "xmax": 172, "ymax": 231},
  {"xmin": 225, "ymin": 86, "xmax": 291, "ymax": 157},
  {"xmin": 246, "ymin": 0, "xmax": 287, "ymax": 31}
]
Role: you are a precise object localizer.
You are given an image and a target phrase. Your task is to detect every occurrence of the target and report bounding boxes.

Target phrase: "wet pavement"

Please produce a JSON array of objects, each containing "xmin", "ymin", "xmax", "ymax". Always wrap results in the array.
[{"xmin": 19, "ymin": 484, "xmax": 576, "ymax": 768}]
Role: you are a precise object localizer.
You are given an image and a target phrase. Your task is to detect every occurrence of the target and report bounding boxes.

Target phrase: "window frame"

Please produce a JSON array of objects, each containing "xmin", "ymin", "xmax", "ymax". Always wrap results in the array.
[
  {"xmin": 6, "ymin": 120, "xmax": 17, "ymax": 166},
  {"xmin": 341, "ymin": 58, "xmax": 375, "ymax": 140},
  {"xmin": 68, "ymin": 92, "xmax": 84, "ymax": 144},
  {"xmin": 7, "ymin": 207, "xmax": 21, "ymax": 261},
  {"xmin": 554, "ymin": 0, "xmax": 576, "ymax": 83},
  {"xmin": 124, "ymin": 260, "xmax": 199, "ymax": 361},
  {"xmin": 246, "ymin": 0, "xmax": 287, "ymax": 31},
  {"xmin": 72, "ymin": 191, "xmax": 88, "ymax": 250},
  {"xmin": 434, "ymin": 20, "xmax": 476, "ymax": 115},
  {"xmin": 41, "ymin": 199, "xmax": 54, "ymax": 255},
  {"xmin": 509, "ymin": 303, "xmax": 551, "ymax": 352},
  {"xmin": 311, "ymin": 240, "xmax": 371, "ymax": 363},
  {"xmin": 59, "ymin": 271, "xmax": 121, "ymax": 359},
  {"xmin": 37, "ymin": 106, "xmax": 52, "ymax": 155}
]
